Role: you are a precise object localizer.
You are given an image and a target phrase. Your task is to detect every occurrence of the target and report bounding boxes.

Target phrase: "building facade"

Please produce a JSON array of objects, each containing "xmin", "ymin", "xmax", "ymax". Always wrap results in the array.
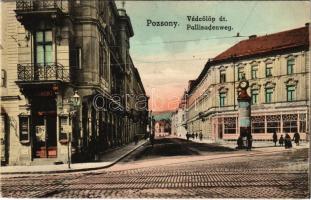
[
  {"xmin": 186, "ymin": 25, "xmax": 310, "ymax": 142},
  {"xmin": 0, "ymin": 0, "xmax": 148, "ymax": 165},
  {"xmin": 171, "ymin": 92, "xmax": 187, "ymax": 138}
]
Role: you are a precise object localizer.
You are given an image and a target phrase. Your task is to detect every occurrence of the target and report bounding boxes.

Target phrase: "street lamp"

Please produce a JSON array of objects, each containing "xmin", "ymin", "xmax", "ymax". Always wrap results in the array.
[
  {"xmin": 67, "ymin": 90, "xmax": 81, "ymax": 169},
  {"xmin": 72, "ymin": 90, "xmax": 81, "ymax": 108}
]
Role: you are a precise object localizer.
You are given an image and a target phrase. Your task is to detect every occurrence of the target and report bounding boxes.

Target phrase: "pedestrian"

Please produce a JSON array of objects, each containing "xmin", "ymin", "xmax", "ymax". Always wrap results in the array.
[
  {"xmin": 134, "ymin": 135, "xmax": 138, "ymax": 145},
  {"xmin": 186, "ymin": 132, "xmax": 190, "ymax": 141},
  {"xmin": 279, "ymin": 135, "xmax": 284, "ymax": 146},
  {"xmin": 272, "ymin": 131, "xmax": 278, "ymax": 146},
  {"xmin": 191, "ymin": 133, "xmax": 194, "ymax": 139},
  {"xmin": 150, "ymin": 133, "xmax": 155, "ymax": 147},
  {"xmin": 195, "ymin": 132, "xmax": 198, "ymax": 139},
  {"xmin": 242, "ymin": 136, "xmax": 247, "ymax": 148},
  {"xmin": 199, "ymin": 132, "xmax": 203, "ymax": 141},
  {"xmin": 285, "ymin": 133, "xmax": 292, "ymax": 149},
  {"xmin": 293, "ymin": 132, "xmax": 300, "ymax": 146},
  {"xmin": 247, "ymin": 135, "xmax": 253, "ymax": 151},
  {"xmin": 237, "ymin": 136, "xmax": 243, "ymax": 149}
]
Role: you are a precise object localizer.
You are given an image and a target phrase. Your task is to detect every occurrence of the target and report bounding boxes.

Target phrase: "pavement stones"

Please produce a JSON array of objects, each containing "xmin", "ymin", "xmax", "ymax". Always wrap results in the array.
[{"xmin": 1, "ymin": 148, "xmax": 309, "ymax": 198}]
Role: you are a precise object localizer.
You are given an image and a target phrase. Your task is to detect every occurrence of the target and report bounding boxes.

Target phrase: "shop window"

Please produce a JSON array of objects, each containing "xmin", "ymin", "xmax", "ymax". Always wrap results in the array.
[
  {"xmin": 251, "ymin": 89, "xmax": 259, "ymax": 105},
  {"xmin": 299, "ymin": 114, "xmax": 306, "ymax": 133},
  {"xmin": 287, "ymin": 59, "xmax": 295, "ymax": 75},
  {"xmin": 224, "ymin": 117, "xmax": 237, "ymax": 134},
  {"xmin": 251, "ymin": 116, "xmax": 265, "ymax": 133},
  {"xmin": 265, "ymin": 63, "xmax": 272, "ymax": 77},
  {"xmin": 282, "ymin": 114, "xmax": 298, "ymax": 133},
  {"xmin": 19, "ymin": 114, "xmax": 30, "ymax": 144},
  {"xmin": 287, "ymin": 85, "xmax": 295, "ymax": 102},
  {"xmin": 266, "ymin": 115, "xmax": 281, "ymax": 133}
]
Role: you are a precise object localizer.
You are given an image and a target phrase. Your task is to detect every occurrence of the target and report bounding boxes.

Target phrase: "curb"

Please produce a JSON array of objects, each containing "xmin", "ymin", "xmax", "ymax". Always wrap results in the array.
[{"xmin": 0, "ymin": 140, "xmax": 149, "ymax": 175}]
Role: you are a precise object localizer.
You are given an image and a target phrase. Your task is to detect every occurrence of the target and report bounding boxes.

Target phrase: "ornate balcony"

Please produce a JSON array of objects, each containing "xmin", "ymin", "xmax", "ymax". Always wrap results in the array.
[
  {"xmin": 16, "ymin": 0, "xmax": 65, "ymax": 11},
  {"xmin": 15, "ymin": 0, "xmax": 71, "ymax": 28},
  {"xmin": 17, "ymin": 63, "xmax": 70, "ymax": 83}
]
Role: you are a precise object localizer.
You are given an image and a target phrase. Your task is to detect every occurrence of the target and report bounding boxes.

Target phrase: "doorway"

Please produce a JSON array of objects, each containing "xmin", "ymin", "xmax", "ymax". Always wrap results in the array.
[{"xmin": 31, "ymin": 97, "xmax": 57, "ymax": 158}]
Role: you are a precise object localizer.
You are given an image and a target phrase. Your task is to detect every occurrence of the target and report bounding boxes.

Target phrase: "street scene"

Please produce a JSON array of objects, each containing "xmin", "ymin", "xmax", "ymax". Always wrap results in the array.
[
  {"xmin": 0, "ymin": 0, "xmax": 310, "ymax": 199},
  {"xmin": 1, "ymin": 137, "xmax": 309, "ymax": 198}
]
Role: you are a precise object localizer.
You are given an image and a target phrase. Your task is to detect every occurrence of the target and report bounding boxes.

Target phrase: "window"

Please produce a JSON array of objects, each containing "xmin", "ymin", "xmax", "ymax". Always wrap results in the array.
[
  {"xmin": 35, "ymin": 30, "xmax": 53, "ymax": 65},
  {"xmin": 224, "ymin": 117, "xmax": 237, "ymax": 134},
  {"xmin": 251, "ymin": 116, "xmax": 265, "ymax": 133},
  {"xmin": 238, "ymin": 68, "xmax": 244, "ymax": 80},
  {"xmin": 1, "ymin": 69, "xmax": 6, "ymax": 87},
  {"xmin": 265, "ymin": 63, "xmax": 272, "ymax": 77},
  {"xmin": 220, "ymin": 70, "xmax": 226, "ymax": 83},
  {"xmin": 299, "ymin": 114, "xmax": 306, "ymax": 133},
  {"xmin": 287, "ymin": 86, "xmax": 295, "ymax": 101},
  {"xmin": 99, "ymin": 44, "xmax": 104, "ymax": 77},
  {"xmin": 282, "ymin": 114, "xmax": 298, "ymax": 133},
  {"xmin": 251, "ymin": 65, "xmax": 258, "ymax": 79},
  {"xmin": 265, "ymin": 88, "xmax": 273, "ymax": 103},
  {"xmin": 266, "ymin": 115, "xmax": 281, "ymax": 133},
  {"xmin": 287, "ymin": 59, "xmax": 295, "ymax": 75},
  {"xmin": 219, "ymin": 93, "xmax": 226, "ymax": 107},
  {"xmin": 99, "ymin": 44, "xmax": 109, "ymax": 80},
  {"xmin": 251, "ymin": 89, "xmax": 258, "ymax": 105}
]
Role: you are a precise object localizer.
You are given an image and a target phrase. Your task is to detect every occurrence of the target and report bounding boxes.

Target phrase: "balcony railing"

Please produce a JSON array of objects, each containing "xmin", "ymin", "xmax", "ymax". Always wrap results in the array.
[
  {"xmin": 17, "ymin": 63, "xmax": 70, "ymax": 82},
  {"xmin": 16, "ymin": 0, "xmax": 66, "ymax": 12}
]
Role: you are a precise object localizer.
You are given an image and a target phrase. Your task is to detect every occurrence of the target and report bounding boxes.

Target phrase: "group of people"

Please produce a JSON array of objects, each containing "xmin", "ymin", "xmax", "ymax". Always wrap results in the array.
[
  {"xmin": 272, "ymin": 131, "xmax": 300, "ymax": 149},
  {"xmin": 237, "ymin": 135, "xmax": 253, "ymax": 151},
  {"xmin": 186, "ymin": 132, "xmax": 203, "ymax": 141}
]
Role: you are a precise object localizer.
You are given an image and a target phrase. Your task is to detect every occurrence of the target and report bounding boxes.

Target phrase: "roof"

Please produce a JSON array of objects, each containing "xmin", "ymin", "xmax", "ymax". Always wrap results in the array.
[
  {"xmin": 213, "ymin": 25, "xmax": 309, "ymax": 62},
  {"xmin": 188, "ymin": 25, "xmax": 309, "ymax": 94}
]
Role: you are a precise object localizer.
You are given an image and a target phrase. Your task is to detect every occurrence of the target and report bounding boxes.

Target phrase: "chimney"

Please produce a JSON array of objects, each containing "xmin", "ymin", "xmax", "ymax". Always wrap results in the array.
[{"xmin": 249, "ymin": 35, "xmax": 257, "ymax": 39}]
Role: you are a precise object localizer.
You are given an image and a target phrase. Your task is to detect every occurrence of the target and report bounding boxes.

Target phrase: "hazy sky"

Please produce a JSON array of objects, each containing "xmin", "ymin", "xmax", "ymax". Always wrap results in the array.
[{"xmin": 117, "ymin": 1, "xmax": 310, "ymax": 111}]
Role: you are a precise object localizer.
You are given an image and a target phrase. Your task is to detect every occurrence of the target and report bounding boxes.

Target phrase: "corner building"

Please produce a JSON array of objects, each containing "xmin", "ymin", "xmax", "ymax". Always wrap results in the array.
[
  {"xmin": 186, "ymin": 25, "xmax": 310, "ymax": 142},
  {"xmin": 0, "ymin": 0, "xmax": 148, "ymax": 165}
]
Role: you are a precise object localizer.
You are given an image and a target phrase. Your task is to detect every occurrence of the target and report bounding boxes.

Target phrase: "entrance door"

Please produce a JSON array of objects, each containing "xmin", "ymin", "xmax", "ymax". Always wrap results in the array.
[
  {"xmin": 218, "ymin": 124, "xmax": 223, "ymax": 139},
  {"xmin": 32, "ymin": 97, "xmax": 57, "ymax": 158}
]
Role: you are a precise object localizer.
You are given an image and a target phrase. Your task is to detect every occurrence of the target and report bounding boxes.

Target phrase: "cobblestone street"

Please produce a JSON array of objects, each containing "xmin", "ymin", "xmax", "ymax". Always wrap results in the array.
[{"xmin": 1, "ymin": 138, "xmax": 309, "ymax": 198}]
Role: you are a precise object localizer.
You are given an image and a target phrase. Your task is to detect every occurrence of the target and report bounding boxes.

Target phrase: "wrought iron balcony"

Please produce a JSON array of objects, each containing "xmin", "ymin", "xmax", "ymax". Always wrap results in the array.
[
  {"xmin": 16, "ymin": 0, "xmax": 66, "ymax": 12},
  {"xmin": 17, "ymin": 63, "xmax": 70, "ymax": 82},
  {"xmin": 15, "ymin": 0, "xmax": 71, "ymax": 27}
]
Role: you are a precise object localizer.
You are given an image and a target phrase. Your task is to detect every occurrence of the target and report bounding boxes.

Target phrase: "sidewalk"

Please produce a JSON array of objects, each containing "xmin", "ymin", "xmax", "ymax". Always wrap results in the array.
[
  {"xmin": 190, "ymin": 137, "xmax": 309, "ymax": 152},
  {"xmin": 0, "ymin": 139, "xmax": 148, "ymax": 175}
]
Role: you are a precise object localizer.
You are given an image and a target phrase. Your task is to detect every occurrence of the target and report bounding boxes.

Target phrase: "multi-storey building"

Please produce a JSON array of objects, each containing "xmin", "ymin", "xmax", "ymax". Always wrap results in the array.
[
  {"xmin": 0, "ymin": 0, "xmax": 148, "ymax": 165},
  {"xmin": 171, "ymin": 91, "xmax": 187, "ymax": 138},
  {"xmin": 186, "ymin": 24, "xmax": 310, "ymax": 141}
]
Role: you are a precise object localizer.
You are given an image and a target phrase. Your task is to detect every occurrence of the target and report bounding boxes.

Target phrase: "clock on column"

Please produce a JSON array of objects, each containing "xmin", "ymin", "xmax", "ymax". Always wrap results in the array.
[{"xmin": 239, "ymin": 80, "xmax": 249, "ymax": 90}]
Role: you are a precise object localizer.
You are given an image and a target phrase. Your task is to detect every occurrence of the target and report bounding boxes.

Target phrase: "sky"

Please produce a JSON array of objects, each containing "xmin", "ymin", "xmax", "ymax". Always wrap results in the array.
[{"xmin": 117, "ymin": 1, "xmax": 310, "ymax": 112}]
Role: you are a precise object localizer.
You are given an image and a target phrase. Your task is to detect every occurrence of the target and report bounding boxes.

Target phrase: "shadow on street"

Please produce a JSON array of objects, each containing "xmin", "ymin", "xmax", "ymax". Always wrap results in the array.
[{"xmin": 121, "ymin": 137, "xmax": 235, "ymax": 162}]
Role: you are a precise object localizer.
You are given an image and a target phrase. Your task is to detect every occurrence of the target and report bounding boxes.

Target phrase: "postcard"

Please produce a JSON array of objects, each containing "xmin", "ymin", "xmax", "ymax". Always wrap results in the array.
[{"xmin": 0, "ymin": 0, "xmax": 310, "ymax": 199}]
